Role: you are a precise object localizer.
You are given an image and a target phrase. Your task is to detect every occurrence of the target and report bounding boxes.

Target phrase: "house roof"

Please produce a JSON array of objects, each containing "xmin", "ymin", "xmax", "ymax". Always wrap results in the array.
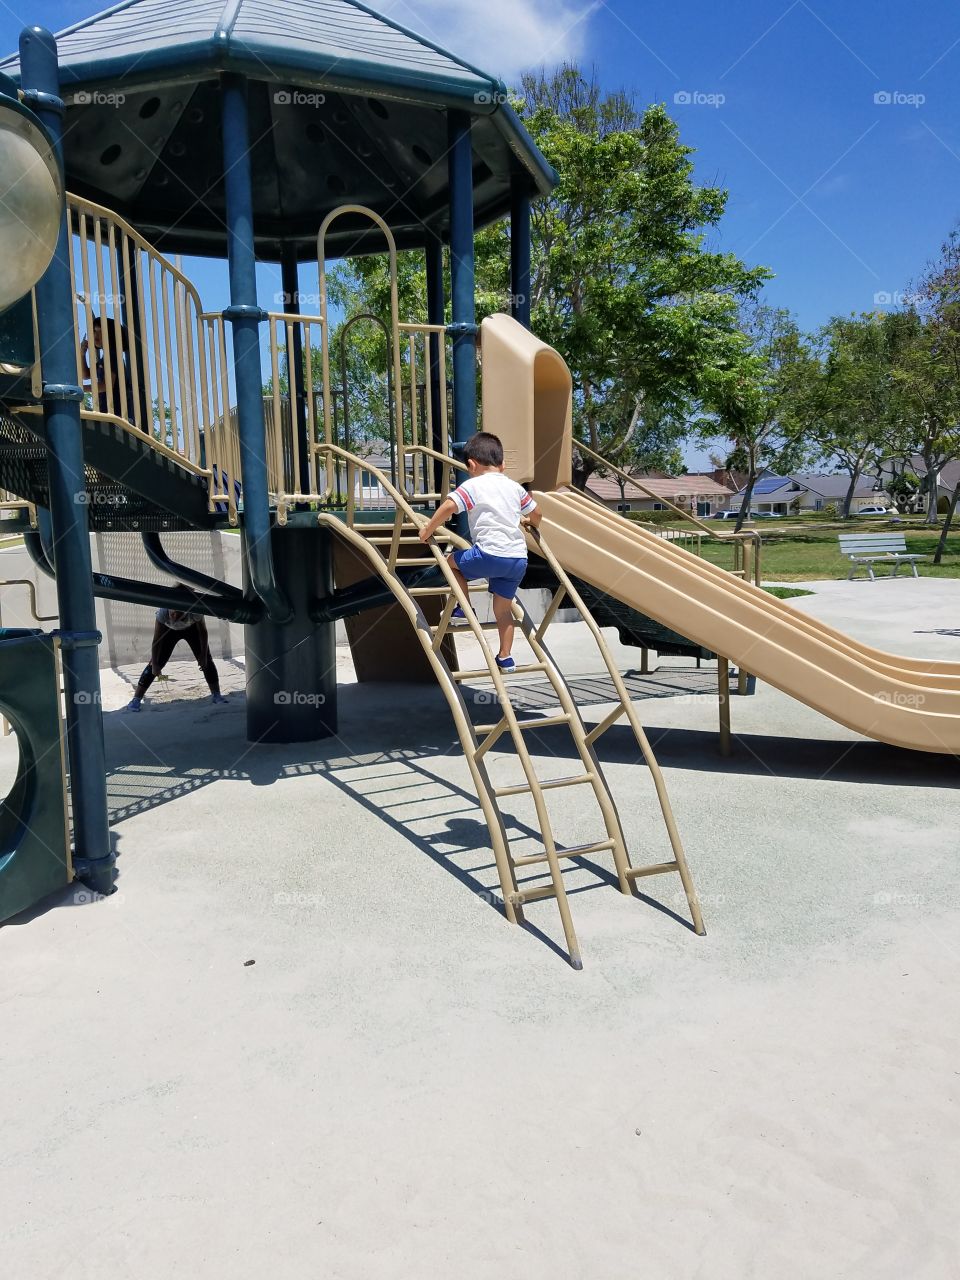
[
  {"xmin": 792, "ymin": 473, "xmax": 885, "ymax": 500},
  {"xmin": 3, "ymin": 0, "xmax": 557, "ymax": 259},
  {"xmin": 745, "ymin": 474, "xmax": 793, "ymax": 495},
  {"xmin": 903, "ymin": 456, "xmax": 960, "ymax": 492},
  {"xmin": 586, "ymin": 472, "xmax": 735, "ymax": 503}
]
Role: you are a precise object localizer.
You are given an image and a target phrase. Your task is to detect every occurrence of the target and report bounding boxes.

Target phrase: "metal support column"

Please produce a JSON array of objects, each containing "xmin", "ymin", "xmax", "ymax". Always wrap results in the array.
[
  {"xmin": 280, "ymin": 243, "xmax": 310, "ymax": 499},
  {"xmin": 446, "ymin": 110, "xmax": 476, "ymax": 450},
  {"xmin": 19, "ymin": 25, "xmax": 113, "ymax": 894},
  {"xmin": 221, "ymin": 73, "xmax": 290, "ymax": 625},
  {"xmin": 510, "ymin": 179, "xmax": 531, "ymax": 329},
  {"xmin": 718, "ymin": 657, "xmax": 731, "ymax": 757},
  {"xmin": 243, "ymin": 527, "xmax": 337, "ymax": 742}
]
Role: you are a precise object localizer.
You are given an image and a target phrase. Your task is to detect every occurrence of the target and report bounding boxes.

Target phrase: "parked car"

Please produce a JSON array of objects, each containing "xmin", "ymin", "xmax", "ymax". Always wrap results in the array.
[
  {"xmin": 857, "ymin": 505, "xmax": 889, "ymax": 516},
  {"xmin": 750, "ymin": 510, "xmax": 779, "ymax": 519},
  {"xmin": 712, "ymin": 510, "xmax": 745, "ymax": 520}
]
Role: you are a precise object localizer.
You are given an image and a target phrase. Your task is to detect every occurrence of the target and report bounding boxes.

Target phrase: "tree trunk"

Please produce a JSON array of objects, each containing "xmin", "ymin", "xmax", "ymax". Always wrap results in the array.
[
  {"xmin": 841, "ymin": 466, "xmax": 860, "ymax": 520},
  {"xmin": 923, "ymin": 452, "xmax": 939, "ymax": 524},
  {"xmin": 933, "ymin": 479, "xmax": 960, "ymax": 564},
  {"xmin": 735, "ymin": 470, "xmax": 756, "ymax": 534}
]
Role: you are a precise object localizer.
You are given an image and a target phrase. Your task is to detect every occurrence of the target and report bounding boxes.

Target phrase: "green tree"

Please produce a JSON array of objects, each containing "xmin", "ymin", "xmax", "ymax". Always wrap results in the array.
[
  {"xmin": 701, "ymin": 304, "xmax": 814, "ymax": 532},
  {"xmin": 807, "ymin": 312, "xmax": 905, "ymax": 519},
  {"xmin": 887, "ymin": 237, "xmax": 960, "ymax": 532},
  {"xmin": 328, "ymin": 65, "xmax": 769, "ymax": 478}
]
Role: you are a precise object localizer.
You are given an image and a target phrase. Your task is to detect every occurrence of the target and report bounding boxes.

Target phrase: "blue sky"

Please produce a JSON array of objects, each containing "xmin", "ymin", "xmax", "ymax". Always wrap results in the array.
[{"xmin": 3, "ymin": 0, "xmax": 959, "ymax": 465}]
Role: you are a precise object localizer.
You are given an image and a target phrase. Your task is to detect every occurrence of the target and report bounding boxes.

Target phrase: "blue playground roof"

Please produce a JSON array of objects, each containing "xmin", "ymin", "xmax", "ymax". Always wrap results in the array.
[
  {"xmin": 2, "ymin": 0, "xmax": 557, "ymax": 258},
  {"xmin": 3, "ymin": 0, "xmax": 501, "ymax": 105}
]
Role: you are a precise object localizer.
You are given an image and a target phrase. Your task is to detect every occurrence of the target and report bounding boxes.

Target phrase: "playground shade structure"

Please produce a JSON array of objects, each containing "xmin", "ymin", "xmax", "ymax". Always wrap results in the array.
[{"xmin": 2, "ymin": 0, "xmax": 957, "ymax": 953}]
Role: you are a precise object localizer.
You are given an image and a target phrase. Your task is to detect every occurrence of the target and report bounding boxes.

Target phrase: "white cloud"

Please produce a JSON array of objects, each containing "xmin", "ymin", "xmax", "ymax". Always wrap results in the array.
[{"xmin": 379, "ymin": 0, "xmax": 594, "ymax": 81}]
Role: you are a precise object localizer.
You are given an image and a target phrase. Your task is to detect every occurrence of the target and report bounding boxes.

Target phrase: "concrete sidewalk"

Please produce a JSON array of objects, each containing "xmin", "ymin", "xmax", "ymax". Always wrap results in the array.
[{"xmin": 1, "ymin": 578, "xmax": 958, "ymax": 1279}]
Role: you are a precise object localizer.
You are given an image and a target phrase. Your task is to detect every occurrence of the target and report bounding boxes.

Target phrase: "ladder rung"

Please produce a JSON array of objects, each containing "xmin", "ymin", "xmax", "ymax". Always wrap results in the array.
[
  {"xmin": 509, "ymin": 883, "xmax": 557, "ymax": 905},
  {"xmin": 439, "ymin": 620, "xmax": 502, "ymax": 633},
  {"xmin": 513, "ymin": 838, "xmax": 617, "ymax": 869},
  {"xmin": 624, "ymin": 861, "xmax": 679, "ymax": 880},
  {"xmin": 513, "ymin": 713, "xmax": 570, "ymax": 731},
  {"xmin": 494, "ymin": 772, "xmax": 596, "ymax": 798},
  {"xmin": 409, "ymin": 583, "xmax": 488, "ymax": 597},
  {"xmin": 388, "ymin": 556, "xmax": 435, "ymax": 566},
  {"xmin": 452, "ymin": 662, "xmax": 548, "ymax": 680},
  {"xmin": 474, "ymin": 712, "xmax": 568, "ymax": 734},
  {"xmin": 365, "ymin": 535, "xmax": 427, "ymax": 545}
]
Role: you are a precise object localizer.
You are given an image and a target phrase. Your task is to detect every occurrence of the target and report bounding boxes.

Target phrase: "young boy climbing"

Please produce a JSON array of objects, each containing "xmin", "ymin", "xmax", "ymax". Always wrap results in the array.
[{"xmin": 419, "ymin": 431, "xmax": 542, "ymax": 672}]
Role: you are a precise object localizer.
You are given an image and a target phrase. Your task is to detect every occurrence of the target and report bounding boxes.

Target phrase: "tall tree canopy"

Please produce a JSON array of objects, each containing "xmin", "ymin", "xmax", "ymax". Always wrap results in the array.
[
  {"xmin": 807, "ymin": 312, "xmax": 906, "ymax": 519},
  {"xmin": 327, "ymin": 65, "xmax": 770, "ymax": 477},
  {"xmin": 700, "ymin": 303, "xmax": 814, "ymax": 531}
]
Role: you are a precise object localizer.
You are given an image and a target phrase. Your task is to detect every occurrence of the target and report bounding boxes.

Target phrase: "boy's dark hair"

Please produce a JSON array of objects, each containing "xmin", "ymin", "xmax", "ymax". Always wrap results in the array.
[{"xmin": 462, "ymin": 431, "xmax": 504, "ymax": 467}]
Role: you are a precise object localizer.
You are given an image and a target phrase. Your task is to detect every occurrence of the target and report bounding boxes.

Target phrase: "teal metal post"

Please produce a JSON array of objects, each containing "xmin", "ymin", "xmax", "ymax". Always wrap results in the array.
[
  {"xmin": 510, "ymin": 180, "xmax": 532, "ymax": 329},
  {"xmin": 221, "ymin": 73, "xmax": 291, "ymax": 625},
  {"xmin": 243, "ymin": 528, "xmax": 338, "ymax": 743},
  {"xmin": 446, "ymin": 111, "xmax": 476, "ymax": 449},
  {"xmin": 280, "ymin": 243, "xmax": 310, "ymax": 502},
  {"xmin": 19, "ymin": 26, "xmax": 113, "ymax": 895}
]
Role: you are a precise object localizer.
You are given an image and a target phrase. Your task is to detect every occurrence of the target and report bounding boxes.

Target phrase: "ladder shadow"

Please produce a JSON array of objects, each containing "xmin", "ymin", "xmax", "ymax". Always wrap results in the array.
[
  {"xmin": 462, "ymin": 668, "xmax": 959, "ymax": 788},
  {"xmin": 96, "ymin": 685, "xmax": 632, "ymax": 962}
]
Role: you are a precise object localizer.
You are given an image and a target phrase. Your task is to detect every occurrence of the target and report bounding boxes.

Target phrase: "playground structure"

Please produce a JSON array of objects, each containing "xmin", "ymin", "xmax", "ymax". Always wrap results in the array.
[{"xmin": 2, "ymin": 1, "xmax": 960, "ymax": 964}]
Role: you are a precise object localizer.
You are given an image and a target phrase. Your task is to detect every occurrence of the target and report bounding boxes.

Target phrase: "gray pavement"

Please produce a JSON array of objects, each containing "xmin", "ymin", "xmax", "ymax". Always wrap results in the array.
[{"xmin": 1, "ymin": 578, "xmax": 958, "ymax": 1278}]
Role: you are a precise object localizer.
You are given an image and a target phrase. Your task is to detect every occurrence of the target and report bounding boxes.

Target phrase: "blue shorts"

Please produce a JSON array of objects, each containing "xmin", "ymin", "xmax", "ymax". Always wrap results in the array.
[{"xmin": 453, "ymin": 545, "xmax": 527, "ymax": 600}]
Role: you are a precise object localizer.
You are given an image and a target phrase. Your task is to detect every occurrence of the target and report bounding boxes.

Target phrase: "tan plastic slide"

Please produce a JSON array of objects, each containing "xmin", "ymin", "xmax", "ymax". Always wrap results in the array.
[
  {"xmin": 533, "ymin": 488, "xmax": 960, "ymax": 755},
  {"xmin": 480, "ymin": 310, "xmax": 960, "ymax": 754}
]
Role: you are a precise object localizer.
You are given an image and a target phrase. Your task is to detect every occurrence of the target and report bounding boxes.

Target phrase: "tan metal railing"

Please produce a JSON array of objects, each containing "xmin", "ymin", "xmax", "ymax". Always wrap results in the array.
[
  {"xmin": 314, "ymin": 442, "xmax": 703, "ymax": 966},
  {"xmin": 398, "ymin": 321, "xmax": 452, "ymax": 502},
  {"xmin": 250, "ymin": 204, "xmax": 454, "ymax": 520},
  {"xmin": 65, "ymin": 194, "xmax": 236, "ymax": 518},
  {"xmin": 576, "ymin": 441, "xmax": 763, "ymax": 585}
]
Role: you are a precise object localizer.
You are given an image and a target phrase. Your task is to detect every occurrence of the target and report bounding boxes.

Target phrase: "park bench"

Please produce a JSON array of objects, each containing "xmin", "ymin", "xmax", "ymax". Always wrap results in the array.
[{"xmin": 838, "ymin": 532, "xmax": 928, "ymax": 580}]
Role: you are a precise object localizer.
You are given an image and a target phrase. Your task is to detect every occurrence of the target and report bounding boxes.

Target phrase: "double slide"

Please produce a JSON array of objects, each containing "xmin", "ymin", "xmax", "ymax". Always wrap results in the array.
[{"xmin": 533, "ymin": 488, "xmax": 960, "ymax": 755}]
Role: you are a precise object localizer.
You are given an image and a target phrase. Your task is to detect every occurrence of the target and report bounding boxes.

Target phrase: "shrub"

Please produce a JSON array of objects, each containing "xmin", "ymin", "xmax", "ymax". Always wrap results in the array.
[{"xmin": 625, "ymin": 508, "xmax": 687, "ymax": 526}]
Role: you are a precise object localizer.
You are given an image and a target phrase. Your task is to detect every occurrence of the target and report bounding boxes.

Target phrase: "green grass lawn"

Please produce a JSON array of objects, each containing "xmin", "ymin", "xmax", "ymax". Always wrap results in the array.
[{"xmin": 696, "ymin": 522, "xmax": 960, "ymax": 581}]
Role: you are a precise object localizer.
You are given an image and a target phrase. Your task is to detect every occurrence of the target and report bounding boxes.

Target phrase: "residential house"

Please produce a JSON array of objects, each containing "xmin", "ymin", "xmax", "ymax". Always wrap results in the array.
[
  {"xmin": 585, "ymin": 471, "xmax": 736, "ymax": 518},
  {"xmin": 876, "ymin": 456, "xmax": 960, "ymax": 512},
  {"xmin": 726, "ymin": 472, "xmax": 890, "ymax": 514}
]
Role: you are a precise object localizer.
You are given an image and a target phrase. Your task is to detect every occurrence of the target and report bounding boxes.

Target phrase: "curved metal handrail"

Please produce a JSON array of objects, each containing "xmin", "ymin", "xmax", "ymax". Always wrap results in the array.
[{"xmin": 575, "ymin": 440, "xmax": 762, "ymax": 584}]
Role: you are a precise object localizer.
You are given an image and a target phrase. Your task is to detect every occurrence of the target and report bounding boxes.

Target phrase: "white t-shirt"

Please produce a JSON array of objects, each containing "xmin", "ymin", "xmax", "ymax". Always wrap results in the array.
[{"xmin": 449, "ymin": 472, "xmax": 537, "ymax": 558}]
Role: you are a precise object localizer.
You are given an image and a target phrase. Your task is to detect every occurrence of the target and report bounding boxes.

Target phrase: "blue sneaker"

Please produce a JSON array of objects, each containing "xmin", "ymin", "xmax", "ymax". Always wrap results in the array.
[
  {"xmin": 451, "ymin": 605, "xmax": 467, "ymax": 621},
  {"xmin": 496, "ymin": 655, "xmax": 516, "ymax": 673},
  {"xmin": 125, "ymin": 697, "xmax": 141, "ymax": 712},
  {"xmin": 211, "ymin": 692, "xmax": 228, "ymax": 705}
]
